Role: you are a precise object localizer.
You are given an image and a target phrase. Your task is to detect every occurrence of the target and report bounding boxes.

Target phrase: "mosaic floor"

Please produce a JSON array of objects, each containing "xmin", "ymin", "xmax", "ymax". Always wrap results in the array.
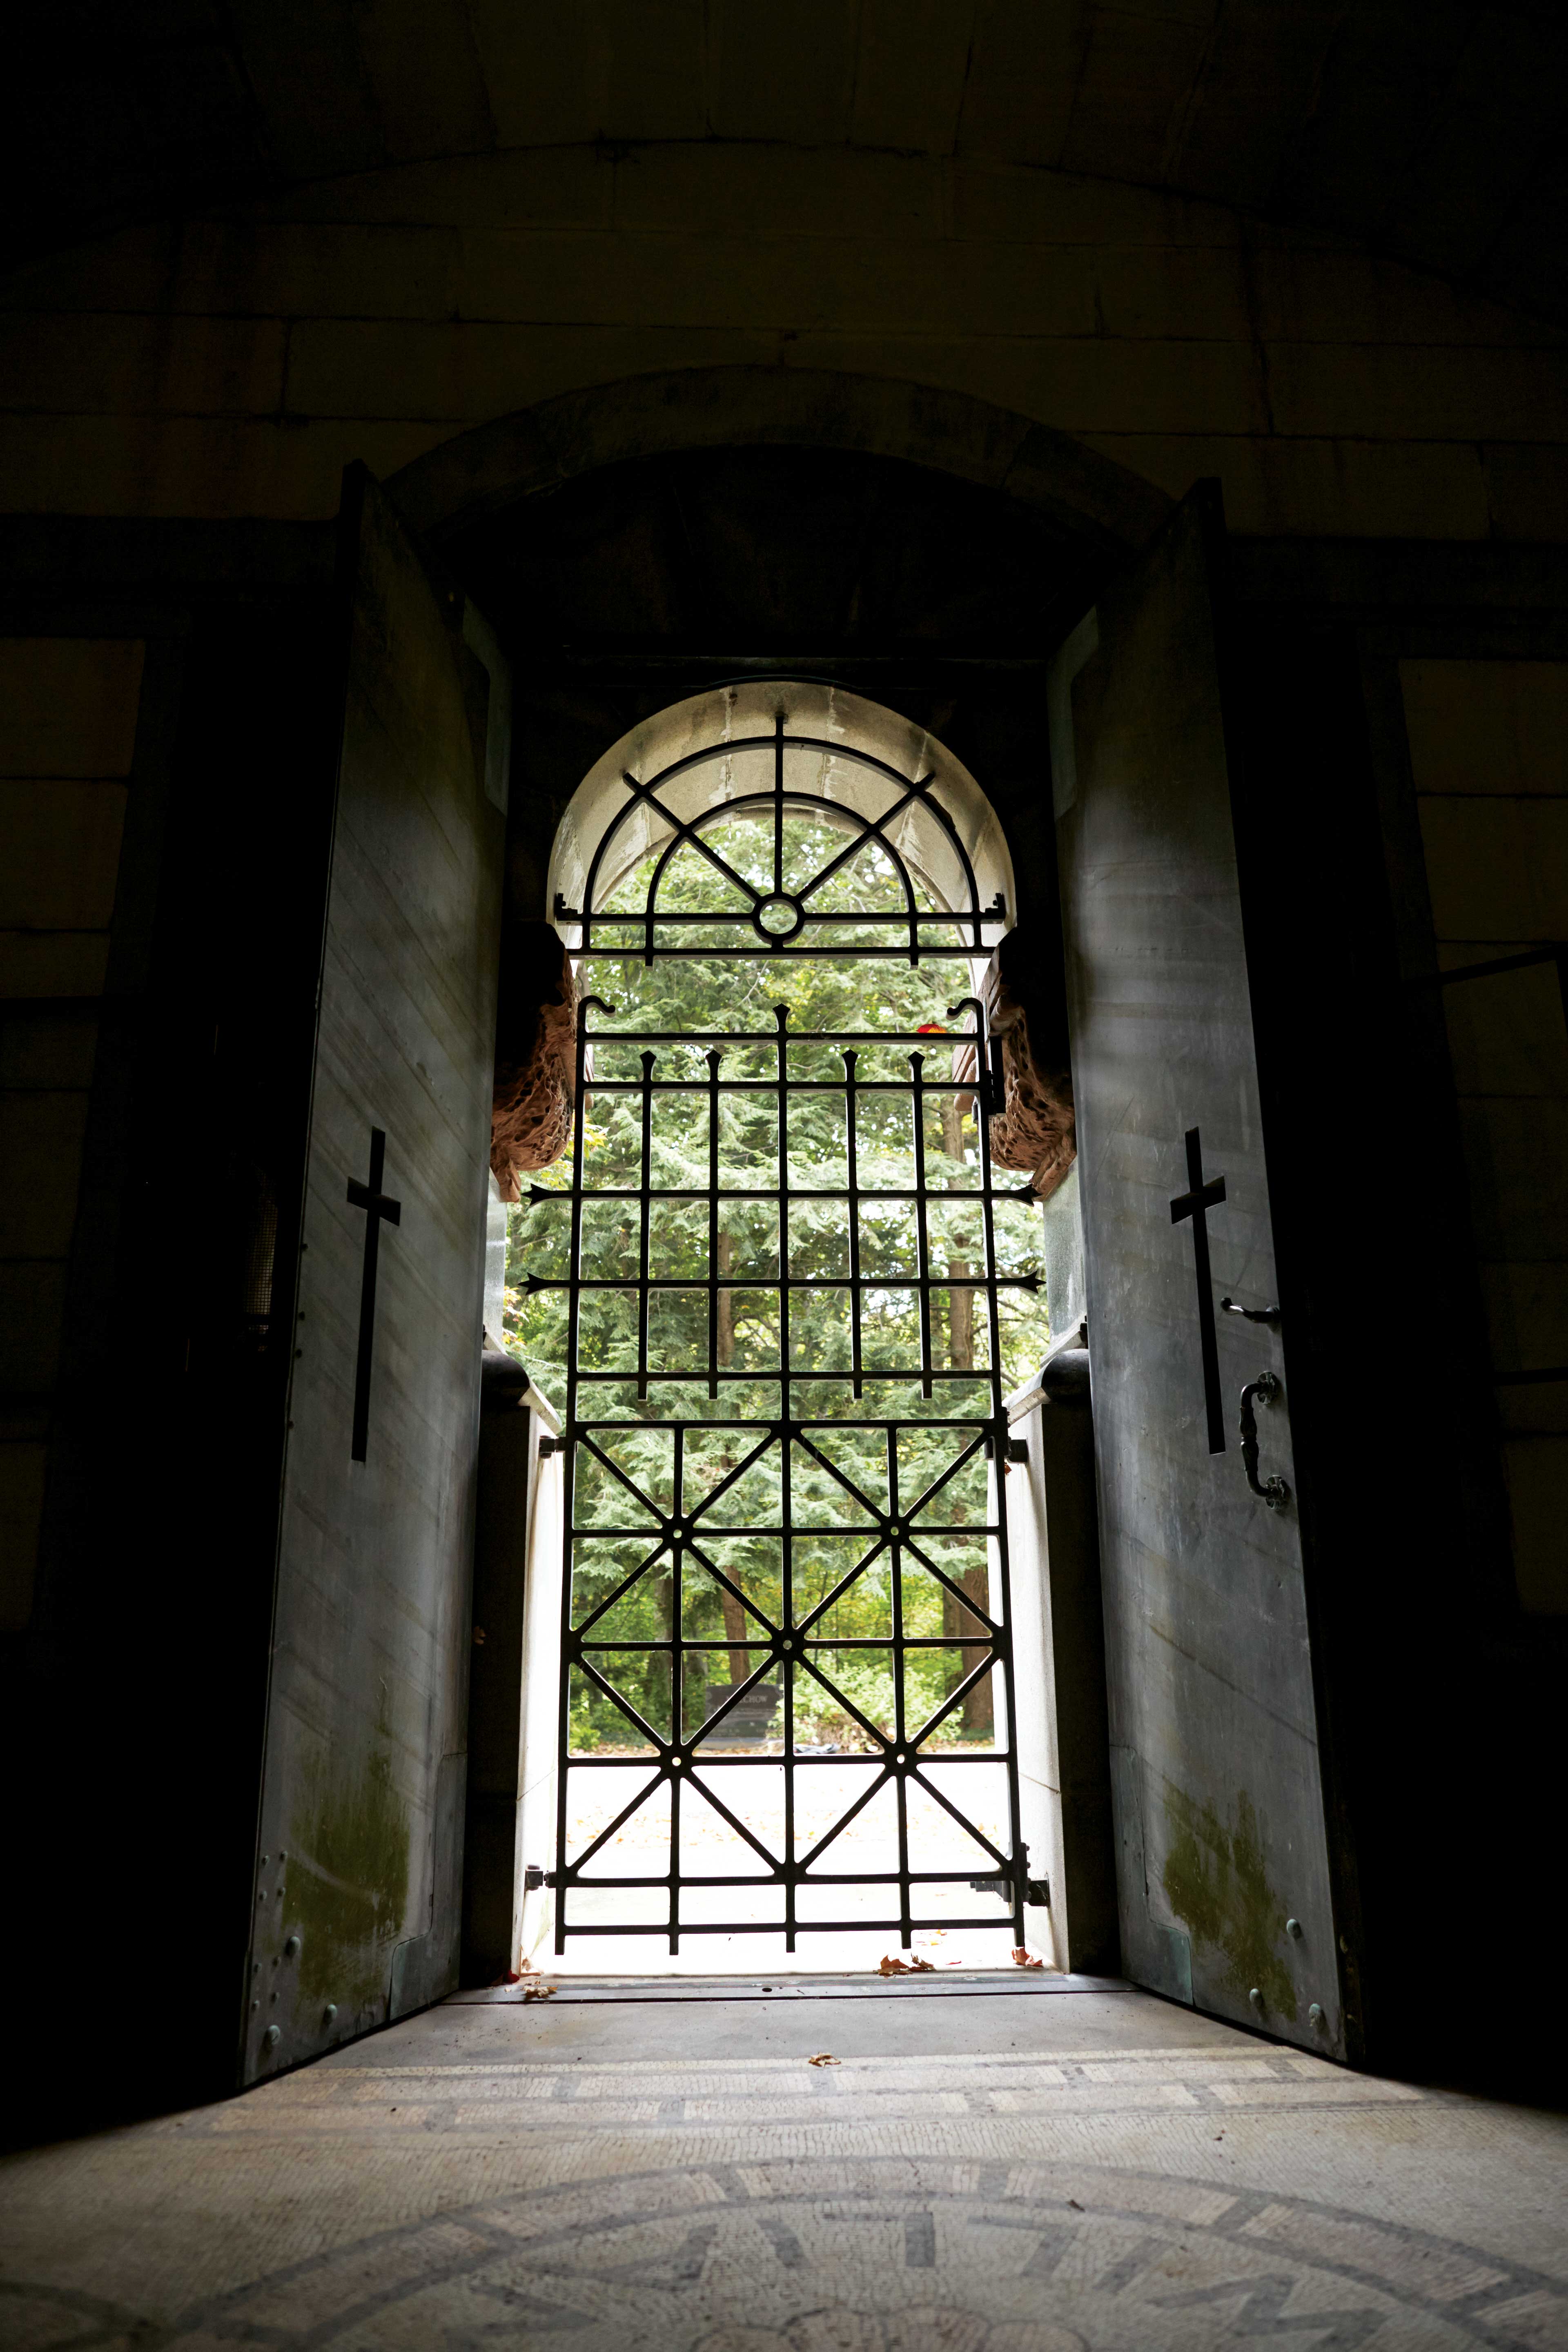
[{"xmin": 2, "ymin": 1985, "xmax": 1564, "ymax": 2350}]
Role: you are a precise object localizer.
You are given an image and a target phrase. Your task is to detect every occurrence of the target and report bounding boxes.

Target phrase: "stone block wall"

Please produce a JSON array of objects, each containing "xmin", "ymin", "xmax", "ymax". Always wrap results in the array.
[
  {"xmin": 1401, "ymin": 659, "xmax": 1568, "ymax": 1614},
  {"xmin": 0, "ymin": 149, "xmax": 1563, "ymax": 536},
  {"xmin": 0, "ymin": 637, "xmax": 143, "ymax": 1628}
]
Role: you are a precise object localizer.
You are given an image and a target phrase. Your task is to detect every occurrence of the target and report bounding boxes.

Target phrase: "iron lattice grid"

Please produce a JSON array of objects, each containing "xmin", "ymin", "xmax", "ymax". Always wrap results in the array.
[{"xmin": 547, "ymin": 718, "xmax": 1034, "ymax": 1956}]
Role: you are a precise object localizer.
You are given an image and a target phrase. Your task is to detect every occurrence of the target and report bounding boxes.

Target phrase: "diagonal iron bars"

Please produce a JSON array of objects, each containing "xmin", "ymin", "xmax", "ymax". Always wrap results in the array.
[{"xmin": 550, "ymin": 722, "xmax": 1030, "ymax": 1956}]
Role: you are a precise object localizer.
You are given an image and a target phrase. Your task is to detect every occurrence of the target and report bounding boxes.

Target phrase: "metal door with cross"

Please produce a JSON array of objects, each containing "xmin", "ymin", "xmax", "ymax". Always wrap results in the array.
[
  {"xmin": 1050, "ymin": 484, "xmax": 1345, "ymax": 2055},
  {"xmin": 242, "ymin": 466, "xmax": 508, "ymax": 2080},
  {"xmin": 535, "ymin": 714, "xmax": 1047, "ymax": 1959}
]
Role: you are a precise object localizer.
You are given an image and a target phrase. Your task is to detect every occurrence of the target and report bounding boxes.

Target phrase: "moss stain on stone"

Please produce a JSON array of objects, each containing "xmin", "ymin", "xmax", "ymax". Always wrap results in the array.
[
  {"xmin": 1160, "ymin": 1786, "xmax": 1297, "ymax": 2020},
  {"xmin": 287, "ymin": 1744, "xmax": 411, "ymax": 2014}
]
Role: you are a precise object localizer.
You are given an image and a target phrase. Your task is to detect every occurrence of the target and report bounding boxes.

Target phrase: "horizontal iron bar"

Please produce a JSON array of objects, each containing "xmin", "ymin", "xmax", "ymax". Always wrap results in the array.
[
  {"xmin": 570, "ymin": 1417, "xmax": 995, "ymax": 1432},
  {"xmin": 573, "ymin": 1637, "xmax": 997, "ymax": 1650},
  {"xmin": 566, "ymin": 1440, "xmax": 991, "ymax": 1452},
  {"xmin": 585, "ymin": 911, "xmax": 989, "ymax": 927},
  {"xmin": 559, "ymin": 1872, "xmax": 1013, "ymax": 1889},
  {"xmin": 567, "ymin": 1370, "xmax": 1004, "ymax": 1383},
  {"xmin": 563, "ymin": 1750, "xmax": 1006, "ymax": 1766},
  {"xmin": 537, "ymin": 1274, "xmax": 1035, "ymax": 1291},
  {"xmin": 575, "ymin": 1507, "xmax": 987, "ymax": 1546},
  {"xmin": 566, "ymin": 1740, "xmax": 1008, "ymax": 1760},
  {"xmin": 570, "ymin": 1529, "xmax": 999, "ymax": 1541},
  {"xmin": 555, "ymin": 1917, "xmax": 1018, "ymax": 1934},
  {"xmin": 572, "ymin": 1078, "xmax": 977, "ymax": 1094},
  {"xmin": 576, "ymin": 949, "xmax": 989, "ymax": 961},
  {"xmin": 537, "ymin": 1199, "xmax": 1020, "ymax": 1217},
  {"xmin": 535, "ymin": 1187, "xmax": 1019, "ymax": 1204},
  {"xmin": 575, "ymin": 1031, "xmax": 982, "ymax": 1047}
]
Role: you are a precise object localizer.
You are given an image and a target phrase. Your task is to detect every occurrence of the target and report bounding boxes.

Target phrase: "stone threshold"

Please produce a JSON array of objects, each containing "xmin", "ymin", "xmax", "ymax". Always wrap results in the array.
[{"xmin": 448, "ymin": 1971, "xmax": 1131, "ymax": 2005}]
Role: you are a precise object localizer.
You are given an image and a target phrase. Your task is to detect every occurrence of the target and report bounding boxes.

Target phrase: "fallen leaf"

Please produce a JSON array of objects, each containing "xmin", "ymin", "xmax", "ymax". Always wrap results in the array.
[
  {"xmin": 1011, "ymin": 1947, "xmax": 1045, "ymax": 1969},
  {"xmin": 1067, "ymin": 2198, "xmax": 1083, "ymax": 2212},
  {"xmin": 521, "ymin": 1984, "xmax": 557, "ymax": 2002},
  {"xmin": 878, "ymin": 1953, "xmax": 937, "ymax": 1975},
  {"xmin": 807, "ymin": 2051, "xmax": 840, "ymax": 2066}
]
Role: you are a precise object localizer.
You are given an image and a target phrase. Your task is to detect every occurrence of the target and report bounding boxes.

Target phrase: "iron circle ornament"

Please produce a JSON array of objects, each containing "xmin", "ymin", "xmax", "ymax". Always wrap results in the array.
[{"xmin": 751, "ymin": 891, "xmax": 805, "ymax": 943}]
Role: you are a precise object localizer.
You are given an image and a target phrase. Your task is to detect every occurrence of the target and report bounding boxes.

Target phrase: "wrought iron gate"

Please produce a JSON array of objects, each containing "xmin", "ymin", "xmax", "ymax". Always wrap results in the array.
[{"xmin": 541, "ymin": 716, "xmax": 1039, "ymax": 1958}]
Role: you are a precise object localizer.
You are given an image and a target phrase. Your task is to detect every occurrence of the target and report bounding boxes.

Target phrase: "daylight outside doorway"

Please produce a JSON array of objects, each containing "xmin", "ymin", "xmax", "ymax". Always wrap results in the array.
[{"xmin": 505, "ymin": 686, "xmax": 1051, "ymax": 1973}]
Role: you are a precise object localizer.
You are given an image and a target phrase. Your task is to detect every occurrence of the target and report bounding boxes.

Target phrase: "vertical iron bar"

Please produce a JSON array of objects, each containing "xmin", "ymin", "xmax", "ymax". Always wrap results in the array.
[
  {"xmin": 890, "ymin": 1424, "xmax": 912, "ymax": 1950},
  {"xmin": 773, "ymin": 711, "xmax": 785, "ymax": 898},
  {"xmin": 668, "ymin": 1735, "xmax": 682, "ymax": 1958},
  {"xmin": 911, "ymin": 1051, "xmax": 933, "ymax": 1402},
  {"xmin": 671, "ymin": 1423, "xmax": 684, "ymax": 1958},
  {"xmin": 776, "ymin": 1000, "xmax": 792, "ymax": 1409},
  {"xmin": 637, "ymin": 1049, "xmax": 654, "ymax": 1402},
  {"xmin": 777, "ymin": 998, "xmax": 795, "ymax": 1952},
  {"xmin": 782, "ymin": 1388, "xmax": 795, "ymax": 1955},
  {"xmin": 555, "ymin": 1003, "xmax": 592, "ymax": 1955},
  {"xmin": 976, "ymin": 1003, "xmax": 1027, "ymax": 1953},
  {"xmin": 844, "ymin": 1048, "xmax": 862, "ymax": 1400},
  {"xmin": 707, "ymin": 1047, "xmax": 722, "ymax": 1401}
]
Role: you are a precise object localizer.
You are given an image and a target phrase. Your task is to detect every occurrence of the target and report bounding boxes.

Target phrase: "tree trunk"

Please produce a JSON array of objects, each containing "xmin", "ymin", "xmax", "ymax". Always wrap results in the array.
[
  {"xmin": 948, "ymin": 1264, "xmax": 974, "ymax": 1376},
  {"xmin": 713, "ymin": 1234, "xmax": 749, "ymax": 1683},
  {"xmin": 940, "ymin": 1095, "xmax": 977, "ymax": 1379},
  {"xmin": 719, "ymin": 1583, "xmax": 751, "ymax": 1687},
  {"xmin": 940, "ymin": 1537, "xmax": 993, "ymax": 1740},
  {"xmin": 716, "ymin": 1225, "xmax": 735, "ymax": 1373}
]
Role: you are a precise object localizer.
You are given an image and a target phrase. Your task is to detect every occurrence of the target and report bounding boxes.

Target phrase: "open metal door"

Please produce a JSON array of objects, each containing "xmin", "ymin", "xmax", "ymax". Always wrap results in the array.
[
  {"xmin": 242, "ymin": 467, "xmax": 507, "ymax": 2081},
  {"xmin": 1049, "ymin": 484, "xmax": 1343, "ymax": 2056}
]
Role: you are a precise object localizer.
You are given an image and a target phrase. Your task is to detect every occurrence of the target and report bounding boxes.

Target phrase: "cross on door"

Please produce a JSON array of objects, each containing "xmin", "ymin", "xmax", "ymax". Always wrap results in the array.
[
  {"xmin": 346, "ymin": 1126, "xmax": 401, "ymax": 1463},
  {"xmin": 1170, "ymin": 1125, "xmax": 1226, "ymax": 1455}
]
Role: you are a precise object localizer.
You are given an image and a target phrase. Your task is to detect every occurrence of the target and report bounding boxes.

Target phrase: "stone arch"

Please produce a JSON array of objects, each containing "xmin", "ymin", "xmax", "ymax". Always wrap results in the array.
[
  {"xmin": 388, "ymin": 365, "xmax": 1172, "ymax": 556},
  {"xmin": 543, "ymin": 682, "xmax": 1073, "ymax": 1206},
  {"xmin": 548, "ymin": 678, "xmax": 1014, "ymax": 957}
]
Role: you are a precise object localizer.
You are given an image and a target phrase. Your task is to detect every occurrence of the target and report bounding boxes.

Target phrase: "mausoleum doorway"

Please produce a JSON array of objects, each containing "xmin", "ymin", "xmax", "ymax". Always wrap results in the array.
[
  {"xmin": 504, "ymin": 683, "xmax": 1056, "ymax": 1973},
  {"xmin": 238, "ymin": 426, "xmax": 1353, "ymax": 2080}
]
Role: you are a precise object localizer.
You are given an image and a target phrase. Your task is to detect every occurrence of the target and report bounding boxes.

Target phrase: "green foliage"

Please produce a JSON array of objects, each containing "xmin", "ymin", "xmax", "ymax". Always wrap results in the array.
[{"xmin": 504, "ymin": 815, "xmax": 1050, "ymax": 1758}]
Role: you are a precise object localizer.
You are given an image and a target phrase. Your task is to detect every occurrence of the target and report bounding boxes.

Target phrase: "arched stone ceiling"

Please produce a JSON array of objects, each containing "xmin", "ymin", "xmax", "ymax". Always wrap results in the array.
[{"xmin": 8, "ymin": 2, "xmax": 1568, "ymax": 326}]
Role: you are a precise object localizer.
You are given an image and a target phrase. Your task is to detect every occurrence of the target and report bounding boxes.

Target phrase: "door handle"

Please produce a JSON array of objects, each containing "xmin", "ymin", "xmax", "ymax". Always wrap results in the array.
[
  {"xmin": 1221, "ymin": 1295, "xmax": 1281, "ymax": 1326},
  {"xmin": 1239, "ymin": 1372, "xmax": 1290, "ymax": 1510}
]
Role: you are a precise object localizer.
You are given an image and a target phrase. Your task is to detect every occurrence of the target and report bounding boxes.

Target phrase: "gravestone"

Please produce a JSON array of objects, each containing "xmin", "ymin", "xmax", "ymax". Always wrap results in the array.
[{"xmin": 703, "ymin": 1682, "xmax": 781, "ymax": 1744}]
